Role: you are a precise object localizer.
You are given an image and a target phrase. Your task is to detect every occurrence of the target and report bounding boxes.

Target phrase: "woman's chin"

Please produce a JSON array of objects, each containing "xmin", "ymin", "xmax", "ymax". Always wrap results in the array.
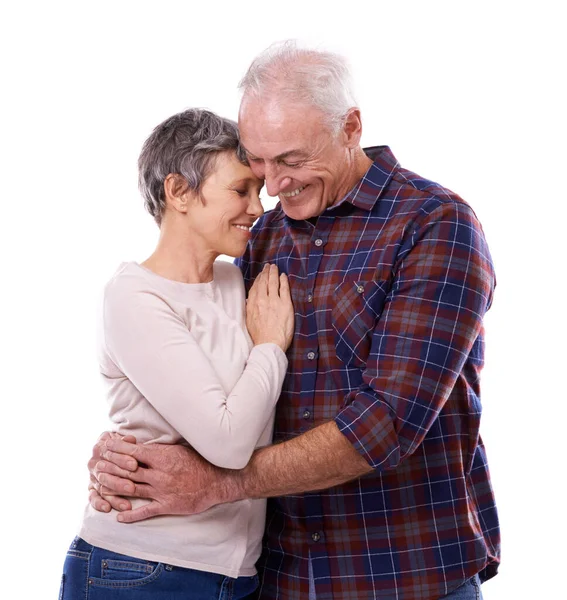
[{"xmin": 220, "ymin": 243, "xmax": 248, "ymax": 259}]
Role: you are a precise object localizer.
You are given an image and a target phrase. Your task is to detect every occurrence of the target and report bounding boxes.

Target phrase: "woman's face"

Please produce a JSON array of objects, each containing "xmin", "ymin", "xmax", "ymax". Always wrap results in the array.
[{"xmin": 187, "ymin": 151, "xmax": 264, "ymax": 258}]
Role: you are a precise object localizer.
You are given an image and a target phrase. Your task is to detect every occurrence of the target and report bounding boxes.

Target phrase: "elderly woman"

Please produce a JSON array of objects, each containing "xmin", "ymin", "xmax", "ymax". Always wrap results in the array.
[{"xmin": 59, "ymin": 109, "xmax": 294, "ymax": 599}]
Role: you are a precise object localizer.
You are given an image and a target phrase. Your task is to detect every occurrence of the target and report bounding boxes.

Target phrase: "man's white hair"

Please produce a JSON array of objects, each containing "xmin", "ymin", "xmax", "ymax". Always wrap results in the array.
[{"xmin": 238, "ymin": 40, "xmax": 358, "ymax": 132}]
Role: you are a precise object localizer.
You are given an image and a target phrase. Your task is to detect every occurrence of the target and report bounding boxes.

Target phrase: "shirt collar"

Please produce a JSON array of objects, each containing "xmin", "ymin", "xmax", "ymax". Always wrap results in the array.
[{"xmin": 272, "ymin": 145, "xmax": 399, "ymax": 222}]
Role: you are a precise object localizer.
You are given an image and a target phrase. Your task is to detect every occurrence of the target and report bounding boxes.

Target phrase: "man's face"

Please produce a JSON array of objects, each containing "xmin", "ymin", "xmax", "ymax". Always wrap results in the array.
[{"xmin": 238, "ymin": 96, "xmax": 352, "ymax": 220}]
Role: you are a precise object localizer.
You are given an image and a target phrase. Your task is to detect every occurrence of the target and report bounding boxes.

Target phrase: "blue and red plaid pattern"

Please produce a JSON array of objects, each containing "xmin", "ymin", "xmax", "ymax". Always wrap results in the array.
[{"xmin": 236, "ymin": 146, "xmax": 500, "ymax": 600}]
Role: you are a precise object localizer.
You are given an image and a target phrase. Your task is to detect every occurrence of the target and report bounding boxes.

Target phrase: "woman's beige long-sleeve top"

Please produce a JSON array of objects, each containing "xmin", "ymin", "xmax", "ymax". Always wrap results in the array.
[{"xmin": 79, "ymin": 260, "xmax": 288, "ymax": 577}]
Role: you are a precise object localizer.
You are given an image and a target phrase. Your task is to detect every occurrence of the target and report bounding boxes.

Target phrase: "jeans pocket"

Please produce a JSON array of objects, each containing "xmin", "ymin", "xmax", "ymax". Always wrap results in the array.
[
  {"xmin": 89, "ymin": 547, "xmax": 165, "ymax": 588},
  {"xmin": 102, "ymin": 558, "xmax": 159, "ymax": 581}
]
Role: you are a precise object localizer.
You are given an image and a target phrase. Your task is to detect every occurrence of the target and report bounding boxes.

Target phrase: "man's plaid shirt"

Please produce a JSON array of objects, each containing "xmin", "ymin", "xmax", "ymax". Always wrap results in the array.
[{"xmin": 236, "ymin": 146, "xmax": 500, "ymax": 600}]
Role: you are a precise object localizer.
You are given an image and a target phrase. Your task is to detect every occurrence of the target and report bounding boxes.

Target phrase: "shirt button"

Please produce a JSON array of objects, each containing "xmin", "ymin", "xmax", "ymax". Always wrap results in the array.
[
  {"xmin": 314, "ymin": 238, "xmax": 323, "ymax": 247},
  {"xmin": 356, "ymin": 285, "xmax": 364, "ymax": 294},
  {"xmin": 307, "ymin": 351, "xmax": 316, "ymax": 360},
  {"xmin": 303, "ymin": 410, "xmax": 311, "ymax": 419},
  {"xmin": 312, "ymin": 532, "xmax": 321, "ymax": 542},
  {"xmin": 307, "ymin": 293, "xmax": 313, "ymax": 303}
]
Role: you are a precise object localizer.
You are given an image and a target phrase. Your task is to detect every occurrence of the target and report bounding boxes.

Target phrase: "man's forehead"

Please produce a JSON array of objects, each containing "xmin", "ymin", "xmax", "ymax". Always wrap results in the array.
[
  {"xmin": 239, "ymin": 99, "xmax": 328, "ymax": 158},
  {"xmin": 239, "ymin": 95, "xmax": 326, "ymax": 130},
  {"xmin": 239, "ymin": 101, "xmax": 294, "ymax": 134}
]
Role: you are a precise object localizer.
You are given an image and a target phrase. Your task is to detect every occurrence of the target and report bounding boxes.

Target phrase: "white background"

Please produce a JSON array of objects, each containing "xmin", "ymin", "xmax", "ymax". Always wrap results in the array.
[{"xmin": 1, "ymin": 1, "xmax": 565, "ymax": 598}]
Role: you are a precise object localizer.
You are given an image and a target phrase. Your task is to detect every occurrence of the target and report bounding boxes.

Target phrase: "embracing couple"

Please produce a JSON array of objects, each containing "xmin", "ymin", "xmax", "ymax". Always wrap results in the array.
[{"xmin": 60, "ymin": 41, "xmax": 500, "ymax": 600}]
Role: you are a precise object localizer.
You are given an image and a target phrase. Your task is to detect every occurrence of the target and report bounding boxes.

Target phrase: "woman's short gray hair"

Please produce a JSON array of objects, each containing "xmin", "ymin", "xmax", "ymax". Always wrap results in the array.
[
  {"xmin": 138, "ymin": 108, "xmax": 247, "ymax": 225},
  {"xmin": 238, "ymin": 40, "xmax": 357, "ymax": 132}
]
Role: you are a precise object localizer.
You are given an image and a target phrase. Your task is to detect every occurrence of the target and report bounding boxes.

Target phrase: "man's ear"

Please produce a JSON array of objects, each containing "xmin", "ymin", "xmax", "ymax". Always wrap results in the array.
[
  {"xmin": 164, "ymin": 173, "xmax": 190, "ymax": 214},
  {"xmin": 342, "ymin": 108, "xmax": 363, "ymax": 148}
]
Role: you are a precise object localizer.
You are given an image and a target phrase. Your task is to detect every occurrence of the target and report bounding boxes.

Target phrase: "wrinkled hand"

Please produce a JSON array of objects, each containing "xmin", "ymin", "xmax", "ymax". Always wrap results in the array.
[
  {"xmin": 246, "ymin": 263, "xmax": 294, "ymax": 352},
  {"xmin": 88, "ymin": 432, "xmax": 138, "ymax": 513},
  {"xmin": 93, "ymin": 438, "xmax": 240, "ymax": 523}
]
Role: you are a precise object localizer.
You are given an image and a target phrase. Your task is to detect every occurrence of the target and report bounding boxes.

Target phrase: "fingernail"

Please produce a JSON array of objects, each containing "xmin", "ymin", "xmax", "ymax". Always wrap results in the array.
[
  {"xmin": 119, "ymin": 503, "xmax": 129, "ymax": 511},
  {"xmin": 117, "ymin": 514, "xmax": 124, "ymax": 522},
  {"xmin": 127, "ymin": 461, "xmax": 136, "ymax": 470}
]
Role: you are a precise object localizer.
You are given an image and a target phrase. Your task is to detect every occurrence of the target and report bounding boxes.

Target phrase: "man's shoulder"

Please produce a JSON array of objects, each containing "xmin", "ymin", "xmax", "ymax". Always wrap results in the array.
[
  {"xmin": 378, "ymin": 163, "xmax": 475, "ymax": 228},
  {"xmin": 363, "ymin": 146, "xmax": 473, "ymax": 223},
  {"xmin": 398, "ymin": 166, "xmax": 462, "ymax": 199}
]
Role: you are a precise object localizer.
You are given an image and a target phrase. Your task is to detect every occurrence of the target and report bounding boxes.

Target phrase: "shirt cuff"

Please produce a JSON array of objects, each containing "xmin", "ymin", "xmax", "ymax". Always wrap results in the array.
[{"xmin": 334, "ymin": 387, "xmax": 400, "ymax": 470}]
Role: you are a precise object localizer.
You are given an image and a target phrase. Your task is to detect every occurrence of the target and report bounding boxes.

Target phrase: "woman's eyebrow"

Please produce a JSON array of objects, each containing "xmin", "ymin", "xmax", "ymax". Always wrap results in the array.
[{"xmin": 231, "ymin": 177, "xmax": 264, "ymax": 188}]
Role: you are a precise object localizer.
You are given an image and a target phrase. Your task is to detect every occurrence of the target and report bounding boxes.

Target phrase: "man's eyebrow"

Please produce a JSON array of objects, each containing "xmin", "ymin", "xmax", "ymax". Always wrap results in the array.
[
  {"xmin": 243, "ymin": 147, "xmax": 307, "ymax": 161},
  {"xmin": 274, "ymin": 150, "xmax": 307, "ymax": 161}
]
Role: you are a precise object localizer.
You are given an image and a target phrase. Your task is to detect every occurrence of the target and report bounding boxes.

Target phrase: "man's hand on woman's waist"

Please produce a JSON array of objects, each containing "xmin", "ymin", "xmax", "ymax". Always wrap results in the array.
[{"xmin": 90, "ymin": 434, "xmax": 241, "ymax": 522}]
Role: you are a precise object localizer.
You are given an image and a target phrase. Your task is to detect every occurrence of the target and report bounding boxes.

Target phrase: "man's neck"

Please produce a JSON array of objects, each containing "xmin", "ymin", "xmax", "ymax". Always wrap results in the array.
[{"xmin": 331, "ymin": 148, "xmax": 373, "ymax": 208}]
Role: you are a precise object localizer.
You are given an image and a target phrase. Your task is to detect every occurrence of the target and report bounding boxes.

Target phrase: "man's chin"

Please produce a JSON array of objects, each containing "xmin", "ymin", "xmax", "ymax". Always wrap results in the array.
[
  {"xmin": 282, "ymin": 207, "xmax": 314, "ymax": 220},
  {"xmin": 280, "ymin": 198, "xmax": 322, "ymax": 221}
]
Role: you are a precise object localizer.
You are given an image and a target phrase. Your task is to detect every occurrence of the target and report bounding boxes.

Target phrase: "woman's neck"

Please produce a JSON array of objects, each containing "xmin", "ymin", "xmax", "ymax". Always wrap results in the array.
[{"xmin": 142, "ymin": 227, "xmax": 217, "ymax": 284}]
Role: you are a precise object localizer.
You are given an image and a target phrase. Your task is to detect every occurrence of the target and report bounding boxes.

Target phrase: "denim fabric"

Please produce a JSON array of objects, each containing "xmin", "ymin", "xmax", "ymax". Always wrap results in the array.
[
  {"xmin": 440, "ymin": 574, "xmax": 483, "ymax": 600},
  {"xmin": 59, "ymin": 537, "xmax": 258, "ymax": 599}
]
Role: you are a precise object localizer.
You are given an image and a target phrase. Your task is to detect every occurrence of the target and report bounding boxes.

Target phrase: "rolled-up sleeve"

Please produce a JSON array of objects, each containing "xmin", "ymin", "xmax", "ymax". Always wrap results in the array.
[{"xmin": 335, "ymin": 201, "xmax": 495, "ymax": 470}]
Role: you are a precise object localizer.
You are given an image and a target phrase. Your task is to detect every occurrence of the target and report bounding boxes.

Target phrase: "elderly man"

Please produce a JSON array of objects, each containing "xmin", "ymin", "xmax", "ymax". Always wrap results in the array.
[{"xmin": 91, "ymin": 42, "xmax": 500, "ymax": 600}]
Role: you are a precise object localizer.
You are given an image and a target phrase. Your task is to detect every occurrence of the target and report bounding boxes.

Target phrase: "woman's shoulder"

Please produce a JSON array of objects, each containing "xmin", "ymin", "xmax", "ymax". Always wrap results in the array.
[
  {"xmin": 105, "ymin": 261, "xmax": 144, "ymax": 287},
  {"xmin": 103, "ymin": 262, "xmax": 155, "ymax": 305}
]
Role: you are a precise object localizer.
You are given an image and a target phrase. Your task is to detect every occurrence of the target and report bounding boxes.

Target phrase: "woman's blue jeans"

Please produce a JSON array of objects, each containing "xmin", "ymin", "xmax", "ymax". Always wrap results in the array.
[{"xmin": 59, "ymin": 537, "xmax": 258, "ymax": 599}]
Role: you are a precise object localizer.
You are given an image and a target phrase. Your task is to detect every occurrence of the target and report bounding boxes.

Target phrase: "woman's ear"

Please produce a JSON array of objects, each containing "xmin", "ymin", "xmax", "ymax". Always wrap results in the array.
[{"xmin": 164, "ymin": 173, "xmax": 190, "ymax": 214}]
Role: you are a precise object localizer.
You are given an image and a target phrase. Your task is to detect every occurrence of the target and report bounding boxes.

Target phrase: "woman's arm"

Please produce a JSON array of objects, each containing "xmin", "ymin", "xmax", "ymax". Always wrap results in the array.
[{"xmin": 103, "ymin": 269, "xmax": 290, "ymax": 470}]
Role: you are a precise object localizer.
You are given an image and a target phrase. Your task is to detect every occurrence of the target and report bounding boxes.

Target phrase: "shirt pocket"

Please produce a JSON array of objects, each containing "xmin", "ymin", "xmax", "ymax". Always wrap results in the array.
[{"xmin": 331, "ymin": 277, "xmax": 389, "ymax": 369}]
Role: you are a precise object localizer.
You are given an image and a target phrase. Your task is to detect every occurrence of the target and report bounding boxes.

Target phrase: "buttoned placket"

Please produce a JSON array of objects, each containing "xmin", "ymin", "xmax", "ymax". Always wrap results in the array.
[
  {"xmin": 297, "ymin": 221, "xmax": 331, "ymax": 429},
  {"xmin": 298, "ymin": 215, "xmax": 336, "ymax": 594}
]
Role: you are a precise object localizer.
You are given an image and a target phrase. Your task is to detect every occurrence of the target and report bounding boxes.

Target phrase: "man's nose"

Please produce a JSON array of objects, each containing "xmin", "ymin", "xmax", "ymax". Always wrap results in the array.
[{"xmin": 265, "ymin": 165, "xmax": 292, "ymax": 197}]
